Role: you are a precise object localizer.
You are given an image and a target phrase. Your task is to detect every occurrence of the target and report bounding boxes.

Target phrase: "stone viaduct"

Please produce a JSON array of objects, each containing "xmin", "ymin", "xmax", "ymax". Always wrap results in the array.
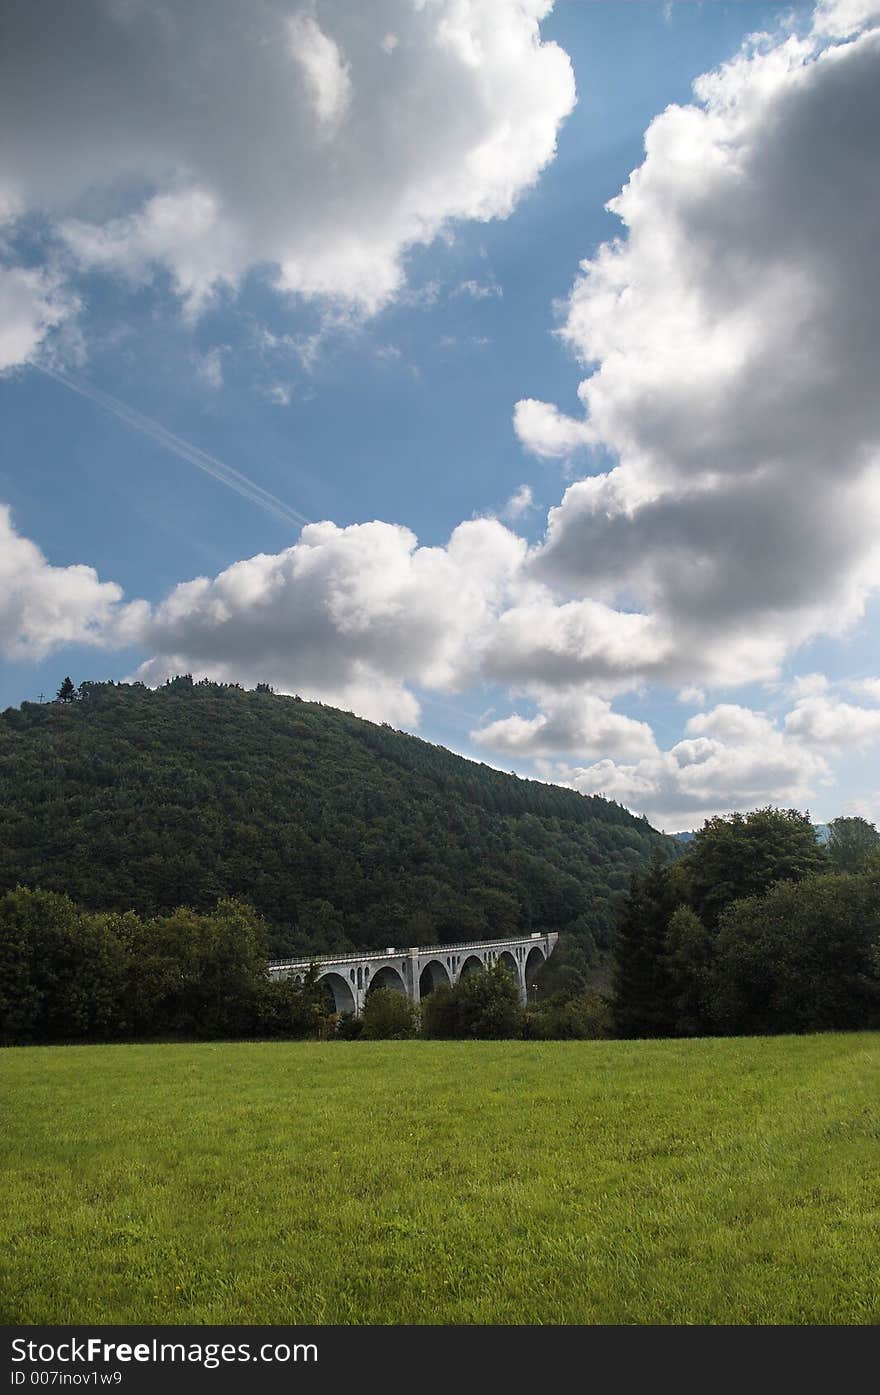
[{"xmin": 268, "ymin": 931, "xmax": 558, "ymax": 1016}]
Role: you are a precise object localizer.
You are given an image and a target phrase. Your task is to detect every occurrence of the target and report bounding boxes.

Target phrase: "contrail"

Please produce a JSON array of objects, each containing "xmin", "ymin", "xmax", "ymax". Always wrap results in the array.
[{"xmin": 32, "ymin": 363, "xmax": 310, "ymax": 531}]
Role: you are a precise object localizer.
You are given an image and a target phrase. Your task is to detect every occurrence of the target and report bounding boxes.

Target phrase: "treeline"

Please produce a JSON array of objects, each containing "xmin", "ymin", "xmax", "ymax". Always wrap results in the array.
[
  {"xmin": 0, "ymin": 677, "xmax": 676, "ymax": 957},
  {"xmin": 0, "ymin": 888, "xmax": 329, "ymax": 1044},
  {"xmin": 612, "ymin": 809, "xmax": 880, "ymax": 1038},
  {"xmin": 0, "ymin": 886, "xmax": 604, "ymax": 1045},
  {"xmin": 4, "ymin": 804, "xmax": 879, "ymax": 1044}
]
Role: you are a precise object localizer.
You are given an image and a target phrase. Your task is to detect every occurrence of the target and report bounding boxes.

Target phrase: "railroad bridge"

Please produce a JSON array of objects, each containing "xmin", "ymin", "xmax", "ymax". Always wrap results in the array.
[{"xmin": 268, "ymin": 931, "xmax": 558, "ymax": 1016}]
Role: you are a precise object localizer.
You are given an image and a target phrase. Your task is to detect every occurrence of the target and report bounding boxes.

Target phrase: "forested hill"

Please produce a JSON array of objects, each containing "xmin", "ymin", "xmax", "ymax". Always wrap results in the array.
[{"xmin": 0, "ymin": 679, "xmax": 676, "ymax": 957}]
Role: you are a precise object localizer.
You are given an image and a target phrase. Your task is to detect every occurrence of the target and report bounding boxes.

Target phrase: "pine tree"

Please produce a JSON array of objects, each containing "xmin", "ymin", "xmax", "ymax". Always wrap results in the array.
[
  {"xmin": 55, "ymin": 677, "xmax": 78, "ymax": 703},
  {"xmin": 612, "ymin": 861, "xmax": 682, "ymax": 1038}
]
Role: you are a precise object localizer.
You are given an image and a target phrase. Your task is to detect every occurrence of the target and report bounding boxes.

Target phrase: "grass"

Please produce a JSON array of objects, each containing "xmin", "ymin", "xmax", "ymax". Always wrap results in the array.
[{"xmin": 2, "ymin": 1034, "xmax": 878, "ymax": 1324}]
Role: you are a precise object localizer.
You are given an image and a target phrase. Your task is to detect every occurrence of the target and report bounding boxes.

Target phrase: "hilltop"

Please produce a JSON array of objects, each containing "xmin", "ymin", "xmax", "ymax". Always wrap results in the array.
[{"xmin": 0, "ymin": 678, "xmax": 676, "ymax": 956}]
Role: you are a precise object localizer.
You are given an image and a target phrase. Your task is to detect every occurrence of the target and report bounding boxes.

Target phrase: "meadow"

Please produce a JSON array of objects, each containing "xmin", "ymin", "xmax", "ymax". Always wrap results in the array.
[{"xmin": 2, "ymin": 1034, "xmax": 878, "ymax": 1325}]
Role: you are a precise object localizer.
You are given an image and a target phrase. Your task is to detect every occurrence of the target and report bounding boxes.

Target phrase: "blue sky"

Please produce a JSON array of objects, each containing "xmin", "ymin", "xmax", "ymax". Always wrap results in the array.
[{"xmin": 2, "ymin": 0, "xmax": 879, "ymax": 830}]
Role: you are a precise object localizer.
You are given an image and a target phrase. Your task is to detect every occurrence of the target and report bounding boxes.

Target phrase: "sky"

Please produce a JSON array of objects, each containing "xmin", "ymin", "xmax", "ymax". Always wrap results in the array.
[{"xmin": 2, "ymin": 0, "xmax": 880, "ymax": 832}]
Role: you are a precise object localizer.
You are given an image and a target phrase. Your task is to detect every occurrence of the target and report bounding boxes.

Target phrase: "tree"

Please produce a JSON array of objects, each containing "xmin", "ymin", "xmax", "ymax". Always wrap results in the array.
[
  {"xmin": 258, "ymin": 963, "xmax": 328, "ymax": 1038},
  {"xmin": 686, "ymin": 808, "xmax": 825, "ymax": 929},
  {"xmin": 528, "ymin": 989, "xmax": 611, "ymax": 1040},
  {"xmin": 709, "ymin": 869, "xmax": 880, "ymax": 1035},
  {"xmin": 827, "ymin": 816, "xmax": 880, "ymax": 873},
  {"xmin": 420, "ymin": 983, "xmax": 459, "ymax": 1038},
  {"xmin": 419, "ymin": 962, "xmax": 524, "ymax": 1039},
  {"xmin": 361, "ymin": 987, "xmax": 417, "ymax": 1039},
  {"xmin": 55, "ymin": 676, "xmax": 78, "ymax": 703},
  {"xmin": 454, "ymin": 960, "xmax": 523, "ymax": 1039},
  {"xmin": 663, "ymin": 905, "xmax": 713, "ymax": 1037},
  {"xmin": 0, "ymin": 887, "xmax": 127, "ymax": 1043},
  {"xmin": 612, "ymin": 860, "xmax": 685, "ymax": 1037}
]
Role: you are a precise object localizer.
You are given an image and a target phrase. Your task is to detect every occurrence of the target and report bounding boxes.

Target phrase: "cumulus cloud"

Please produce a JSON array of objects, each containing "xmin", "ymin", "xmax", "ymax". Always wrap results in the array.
[
  {"xmin": 472, "ymin": 691, "xmax": 657, "ymax": 759},
  {"xmin": 128, "ymin": 517, "xmax": 527, "ymax": 726},
  {"xmin": 814, "ymin": 0, "xmax": 880, "ymax": 36},
  {"xmin": 478, "ymin": 592, "xmax": 669, "ymax": 692},
  {"xmin": 542, "ymin": 704, "xmax": 831, "ymax": 830},
  {"xmin": 513, "ymin": 398, "xmax": 591, "ymax": 459},
  {"xmin": 787, "ymin": 672, "xmax": 830, "ymax": 700},
  {"xmin": 0, "ymin": 0, "xmax": 574, "ymax": 331},
  {"xmin": 514, "ymin": 5, "xmax": 880, "ymax": 694},
  {"xmin": 0, "ymin": 506, "xmax": 143, "ymax": 659},
  {"xmin": 784, "ymin": 693, "xmax": 880, "ymax": 748}
]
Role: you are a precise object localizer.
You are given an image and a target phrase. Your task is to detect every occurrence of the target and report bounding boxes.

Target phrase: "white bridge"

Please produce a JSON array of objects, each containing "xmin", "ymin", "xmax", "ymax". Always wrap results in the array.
[{"xmin": 268, "ymin": 931, "xmax": 558, "ymax": 1015}]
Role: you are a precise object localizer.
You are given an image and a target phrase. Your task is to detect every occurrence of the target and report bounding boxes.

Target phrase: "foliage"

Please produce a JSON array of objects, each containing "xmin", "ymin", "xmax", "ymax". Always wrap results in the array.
[
  {"xmin": 257, "ymin": 963, "xmax": 328, "ymax": 1040},
  {"xmin": 686, "ymin": 807, "xmax": 825, "ymax": 929},
  {"xmin": 528, "ymin": 935, "xmax": 594, "ymax": 1001},
  {"xmin": 0, "ymin": 886, "xmax": 128, "ymax": 1043},
  {"xmin": 709, "ymin": 870, "xmax": 880, "ymax": 1035},
  {"xmin": 608, "ymin": 809, "xmax": 859, "ymax": 1037},
  {"xmin": 419, "ymin": 983, "xmax": 460, "ymax": 1039},
  {"xmin": 827, "ymin": 815, "xmax": 880, "ymax": 873},
  {"xmin": 421, "ymin": 960, "xmax": 524, "ymax": 1039},
  {"xmin": 0, "ymin": 887, "xmax": 335, "ymax": 1044},
  {"xmin": 335, "ymin": 1012, "xmax": 365, "ymax": 1040},
  {"xmin": 0, "ymin": 679, "xmax": 677, "ymax": 958},
  {"xmin": 612, "ymin": 859, "xmax": 687, "ymax": 1038},
  {"xmin": 361, "ymin": 987, "xmax": 417, "ymax": 1040},
  {"xmin": 527, "ymin": 989, "xmax": 612, "ymax": 1039},
  {"xmin": 455, "ymin": 960, "xmax": 524, "ymax": 1039},
  {"xmin": 611, "ymin": 807, "xmax": 880, "ymax": 1038},
  {"xmin": 663, "ymin": 904, "xmax": 713, "ymax": 1037}
]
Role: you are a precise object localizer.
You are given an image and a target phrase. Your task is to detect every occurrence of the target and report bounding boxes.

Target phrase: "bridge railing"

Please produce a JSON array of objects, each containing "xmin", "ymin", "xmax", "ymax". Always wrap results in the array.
[{"xmin": 267, "ymin": 931, "xmax": 556, "ymax": 973}]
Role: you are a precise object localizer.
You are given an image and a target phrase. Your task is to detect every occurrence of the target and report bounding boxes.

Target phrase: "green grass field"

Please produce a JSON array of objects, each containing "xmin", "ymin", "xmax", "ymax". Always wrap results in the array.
[{"xmin": 2, "ymin": 1035, "xmax": 878, "ymax": 1324}]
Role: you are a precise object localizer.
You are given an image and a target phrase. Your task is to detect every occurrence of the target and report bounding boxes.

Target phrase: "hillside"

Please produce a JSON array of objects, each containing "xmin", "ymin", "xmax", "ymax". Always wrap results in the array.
[{"xmin": 0, "ymin": 678, "xmax": 676, "ymax": 956}]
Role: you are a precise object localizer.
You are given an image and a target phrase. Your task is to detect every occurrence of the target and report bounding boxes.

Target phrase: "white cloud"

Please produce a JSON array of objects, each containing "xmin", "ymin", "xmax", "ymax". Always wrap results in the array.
[
  {"xmin": 501, "ymin": 484, "xmax": 535, "ymax": 521},
  {"xmin": 784, "ymin": 694, "xmax": 880, "ymax": 748},
  {"xmin": 0, "ymin": 264, "xmax": 78, "ymax": 371},
  {"xmin": 788, "ymin": 671, "xmax": 830, "ymax": 699},
  {"xmin": 0, "ymin": 0, "xmax": 575, "ymax": 327},
  {"xmin": 677, "ymin": 685, "xmax": 705, "ymax": 706},
  {"xmin": 544, "ymin": 704, "xmax": 831, "ymax": 830},
  {"xmin": 478, "ymin": 591, "xmax": 669, "ymax": 693},
  {"xmin": 514, "ymin": 6, "xmax": 880, "ymax": 695},
  {"xmin": 513, "ymin": 398, "xmax": 591, "ymax": 459},
  {"xmin": 813, "ymin": 0, "xmax": 880, "ymax": 36},
  {"xmin": 849, "ymin": 676, "xmax": 880, "ymax": 702},
  {"xmin": 192, "ymin": 347, "xmax": 225, "ymax": 390},
  {"xmin": 288, "ymin": 13, "xmax": 352, "ymax": 129},
  {"xmin": 453, "ymin": 278, "xmax": 502, "ymax": 300},
  {"xmin": 472, "ymin": 691, "xmax": 657, "ymax": 759},
  {"xmin": 0, "ymin": 506, "xmax": 142, "ymax": 659},
  {"xmin": 128, "ymin": 517, "xmax": 527, "ymax": 725}
]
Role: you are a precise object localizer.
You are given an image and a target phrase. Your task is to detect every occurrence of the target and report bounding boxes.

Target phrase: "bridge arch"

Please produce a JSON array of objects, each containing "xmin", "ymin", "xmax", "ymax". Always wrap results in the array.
[
  {"xmin": 419, "ymin": 959, "xmax": 451, "ymax": 997},
  {"xmin": 459, "ymin": 954, "xmax": 484, "ymax": 980},
  {"xmin": 498, "ymin": 950, "xmax": 519, "ymax": 981},
  {"xmin": 318, "ymin": 971, "xmax": 356, "ymax": 1015},
  {"xmin": 367, "ymin": 964, "xmax": 407, "ymax": 996},
  {"xmin": 525, "ymin": 944, "xmax": 546, "ymax": 994}
]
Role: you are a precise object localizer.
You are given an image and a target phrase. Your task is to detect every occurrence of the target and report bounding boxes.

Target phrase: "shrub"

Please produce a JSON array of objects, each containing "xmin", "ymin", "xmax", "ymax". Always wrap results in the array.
[{"xmin": 361, "ymin": 987, "xmax": 417, "ymax": 1040}]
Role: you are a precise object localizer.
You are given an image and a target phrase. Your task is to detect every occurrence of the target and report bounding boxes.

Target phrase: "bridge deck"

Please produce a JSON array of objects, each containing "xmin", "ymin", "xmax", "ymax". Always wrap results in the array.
[{"xmin": 268, "ymin": 931, "xmax": 554, "ymax": 972}]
